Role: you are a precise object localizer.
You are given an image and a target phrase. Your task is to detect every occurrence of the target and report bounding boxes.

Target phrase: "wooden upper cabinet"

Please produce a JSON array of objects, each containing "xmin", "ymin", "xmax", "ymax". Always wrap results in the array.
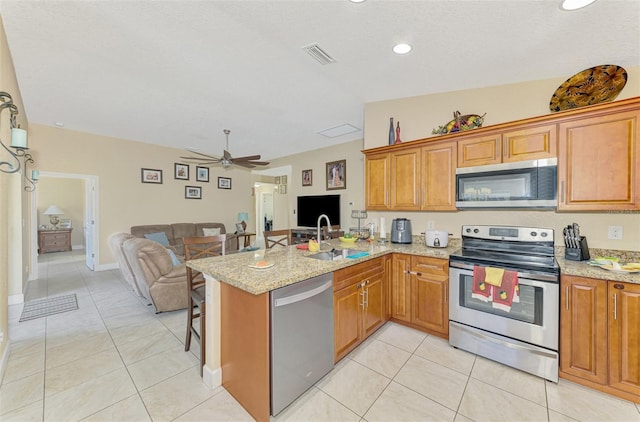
[
  {"xmin": 608, "ymin": 282, "xmax": 640, "ymax": 396},
  {"xmin": 558, "ymin": 110, "xmax": 640, "ymax": 211},
  {"xmin": 502, "ymin": 124, "xmax": 557, "ymax": 162},
  {"xmin": 457, "ymin": 133, "xmax": 502, "ymax": 167},
  {"xmin": 421, "ymin": 141, "xmax": 457, "ymax": 211},
  {"xmin": 390, "ymin": 148, "xmax": 421, "ymax": 210},
  {"xmin": 365, "ymin": 152, "xmax": 390, "ymax": 210}
]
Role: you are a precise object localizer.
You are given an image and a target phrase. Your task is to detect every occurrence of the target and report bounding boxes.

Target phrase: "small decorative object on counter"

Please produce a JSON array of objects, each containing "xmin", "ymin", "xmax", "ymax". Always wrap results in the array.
[
  {"xmin": 388, "ymin": 117, "xmax": 395, "ymax": 145},
  {"xmin": 563, "ymin": 223, "xmax": 590, "ymax": 261},
  {"xmin": 432, "ymin": 111, "xmax": 486, "ymax": 135},
  {"xmin": 395, "ymin": 121, "xmax": 402, "ymax": 143}
]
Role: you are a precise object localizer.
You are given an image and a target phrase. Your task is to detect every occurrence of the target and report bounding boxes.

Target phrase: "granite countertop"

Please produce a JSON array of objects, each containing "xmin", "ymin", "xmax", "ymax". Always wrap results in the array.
[
  {"xmin": 187, "ymin": 237, "xmax": 640, "ymax": 295},
  {"xmin": 187, "ymin": 237, "xmax": 460, "ymax": 295}
]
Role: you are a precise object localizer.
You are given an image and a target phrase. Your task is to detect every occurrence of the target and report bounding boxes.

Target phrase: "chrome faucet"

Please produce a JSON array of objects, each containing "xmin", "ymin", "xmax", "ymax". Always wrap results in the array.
[{"xmin": 317, "ymin": 214, "xmax": 332, "ymax": 249}]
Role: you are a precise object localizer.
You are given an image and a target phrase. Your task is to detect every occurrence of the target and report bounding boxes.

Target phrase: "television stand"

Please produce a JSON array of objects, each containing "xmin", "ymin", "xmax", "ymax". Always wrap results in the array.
[{"xmin": 291, "ymin": 228, "xmax": 316, "ymax": 244}]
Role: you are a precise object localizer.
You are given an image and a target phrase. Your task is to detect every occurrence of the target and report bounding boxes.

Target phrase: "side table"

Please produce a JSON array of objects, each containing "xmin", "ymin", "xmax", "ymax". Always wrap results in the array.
[{"xmin": 38, "ymin": 228, "xmax": 73, "ymax": 254}]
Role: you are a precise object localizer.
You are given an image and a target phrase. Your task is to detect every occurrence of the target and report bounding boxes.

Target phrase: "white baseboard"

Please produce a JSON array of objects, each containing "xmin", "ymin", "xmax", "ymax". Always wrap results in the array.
[
  {"xmin": 72, "ymin": 245, "xmax": 85, "ymax": 250},
  {"xmin": 95, "ymin": 262, "xmax": 118, "ymax": 271},
  {"xmin": 0, "ymin": 340, "xmax": 11, "ymax": 385},
  {"xmin": 8, "ymin": 293, "xmax": 24, "ymax": 305},
  {"xmin": 203, "ymin": 365, "xmax": 222, "ymax": 389}
]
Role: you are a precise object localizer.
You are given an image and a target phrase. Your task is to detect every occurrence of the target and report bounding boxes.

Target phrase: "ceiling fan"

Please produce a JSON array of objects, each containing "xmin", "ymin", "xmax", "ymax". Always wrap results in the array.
[{"xmin": 180, "ymin": 129, "xmax": 270, "ymax": 169}]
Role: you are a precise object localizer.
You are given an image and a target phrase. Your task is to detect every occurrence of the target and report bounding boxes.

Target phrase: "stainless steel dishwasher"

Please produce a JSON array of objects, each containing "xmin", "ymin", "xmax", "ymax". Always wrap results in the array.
[{"xmin": 270, "ymin": 273, "xmax": 334, "ymax": 416}]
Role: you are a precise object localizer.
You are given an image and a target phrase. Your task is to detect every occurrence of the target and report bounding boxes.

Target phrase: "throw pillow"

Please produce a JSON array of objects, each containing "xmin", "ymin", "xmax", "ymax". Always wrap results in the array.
[
  {"xmin": 166, "ymin": 248, "xmax": 181, "ymax": 266},
  {"xmin": 144, "ymin": 232, "xmax": 170, "ymax": 246},
  {"xmin": 202, "ymin": 227, "xmax": 221, "ymax": 236}
]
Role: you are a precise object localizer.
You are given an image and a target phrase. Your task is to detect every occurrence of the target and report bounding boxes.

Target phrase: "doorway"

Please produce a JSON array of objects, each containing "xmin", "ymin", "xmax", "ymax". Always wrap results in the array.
[{"xmin": 30, "ymin": 172, "xmax": 98, "ymax": 280}]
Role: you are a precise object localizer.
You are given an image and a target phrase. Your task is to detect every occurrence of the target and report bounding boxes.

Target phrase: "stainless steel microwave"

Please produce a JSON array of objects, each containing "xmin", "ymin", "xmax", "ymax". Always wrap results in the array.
[{"xmin": 455, "ymin": 158, "xmax": 557, "ymax": 209}]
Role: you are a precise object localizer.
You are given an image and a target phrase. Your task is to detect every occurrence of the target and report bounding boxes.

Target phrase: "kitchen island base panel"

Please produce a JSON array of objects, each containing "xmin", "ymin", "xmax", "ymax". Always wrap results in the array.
[{"xmin": 221, "ymin": 283, "xmax": 270, "ymax": 422}]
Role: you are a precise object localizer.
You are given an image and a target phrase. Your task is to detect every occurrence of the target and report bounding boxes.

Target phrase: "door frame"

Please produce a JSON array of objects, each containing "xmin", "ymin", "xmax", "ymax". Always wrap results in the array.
[{"xmin": 30, "ymin": 171, "xmax": 99, "ymax": 279}]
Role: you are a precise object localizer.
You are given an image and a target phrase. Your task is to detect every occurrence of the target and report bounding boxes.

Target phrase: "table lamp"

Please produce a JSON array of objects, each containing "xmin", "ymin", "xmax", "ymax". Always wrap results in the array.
[
  {"xmin": 237, "ymin": 212, "xmax": 249, "ymax": 231},
  {"xmin": 44, "ymin": 205, "xmax": 64, "ymax": 228}
]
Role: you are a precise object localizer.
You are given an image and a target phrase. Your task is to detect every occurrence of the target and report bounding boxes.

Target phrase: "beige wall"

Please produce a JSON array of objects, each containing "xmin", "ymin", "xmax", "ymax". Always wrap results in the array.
[
  {"xmin": 29, "ymin": 124, "xmax": 256, "ymax": 266},
  {"xmin": 363, "ymin": 67, "xmax": 640, "ymax": 251},
  {"xmin": 269, "ymin": 139, "xmax": 366, "ymax": 232},
  {"xmin": 0, "ymin": 15, "xmax": 30, "ymax": 372},
  {"xmin": 37, "ymin": 177, "xmax": 85, "ymax": 248}
]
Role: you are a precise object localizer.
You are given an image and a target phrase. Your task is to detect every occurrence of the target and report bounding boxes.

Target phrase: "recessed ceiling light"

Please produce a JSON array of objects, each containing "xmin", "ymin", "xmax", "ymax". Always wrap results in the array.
[
  {"xmin": 349, "ymin": 0, "xmax": 366, "ymax": 3},
  {"xmin": 393, "ymin": 43, "xmax": 412, "ymax": 55},
  {"xmin": 561, "ymin": 0, "xmax": 597, "ymax": 10},
  {"xmin": 54, "ymin": 122, "xmax": 64, "ymax": 127}
]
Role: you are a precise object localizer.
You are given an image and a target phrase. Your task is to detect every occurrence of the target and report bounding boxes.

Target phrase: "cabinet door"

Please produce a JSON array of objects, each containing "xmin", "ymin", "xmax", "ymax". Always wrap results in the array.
[
  {"xmin": 608, "ymin": 282, "xmax": 640, "ymax": 396},
  {"xmin": 334, "ymin": 282, "xmax": 363, "ymax": 362},
  {"xmin": 421, "ymin": 141, "xmax": 457, "ymax": 211},
  {"xmin": 390, "ymin": 148, "xmax": 421, "ymax": 210},
  {"xmin": 391, "ymin": 254, "xmax": 411, "ymax": 322},
  {"xmin": 457, "ymin": 133, "xmax": 502, "ymax": 167},
  {"xmin": 362, "ymin": 273, "xmax": 385, "ymax": 338},
  {"xmin": 558, "ymin": 110, "xmax": 640, "ymax": 211},
  {"xmin": 502, "ymin": 124, "xmax": 557, "ymax": 163},
  {"xmin": 410, "ymin": 256, "xmax": 449, "ymax": 336},
  {"xmin": 560, "ymin": 276, "xmax": 608, "ymax": 384},
  {"xmin": 365, "ymin": 152, "xmax": 390, "ymax": 210}
]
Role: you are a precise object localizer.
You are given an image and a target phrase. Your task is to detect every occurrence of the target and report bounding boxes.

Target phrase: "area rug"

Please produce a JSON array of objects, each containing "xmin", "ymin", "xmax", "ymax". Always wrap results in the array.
[{"xmin": 19, "ymin": 294, "xmax": 78, "ymax": 322}]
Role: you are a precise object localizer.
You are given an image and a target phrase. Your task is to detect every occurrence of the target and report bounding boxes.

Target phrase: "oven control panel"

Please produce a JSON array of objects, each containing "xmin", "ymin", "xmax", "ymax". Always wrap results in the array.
[{"xmin": 461, "ymin": 225, "xmax": 553, "ymax": 242}]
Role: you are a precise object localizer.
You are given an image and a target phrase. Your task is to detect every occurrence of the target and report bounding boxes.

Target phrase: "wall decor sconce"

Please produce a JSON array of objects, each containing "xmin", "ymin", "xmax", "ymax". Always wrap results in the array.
[{"xmin": 0, "ymin": 91, "xmax": 38, "ymax": 191}]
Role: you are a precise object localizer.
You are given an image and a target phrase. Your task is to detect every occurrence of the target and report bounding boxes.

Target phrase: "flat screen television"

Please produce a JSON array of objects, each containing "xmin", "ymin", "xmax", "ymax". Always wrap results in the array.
[{"xmin": 296, "ymin": 194, "xmax": 340, "ymax": 228}]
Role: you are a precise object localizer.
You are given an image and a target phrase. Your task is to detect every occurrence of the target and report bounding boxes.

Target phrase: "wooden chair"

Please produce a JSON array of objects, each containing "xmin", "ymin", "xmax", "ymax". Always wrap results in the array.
[
  {"xmin": 264, "ymin": 229, "xmax": 292, "ymax": 249},
  {"xmin": 322, "ymin": 225, "xmax": 344, "ymax": 240},
  {"xmin": 182, "ymin": 234, "xmax": 226, "ymax": 376}
]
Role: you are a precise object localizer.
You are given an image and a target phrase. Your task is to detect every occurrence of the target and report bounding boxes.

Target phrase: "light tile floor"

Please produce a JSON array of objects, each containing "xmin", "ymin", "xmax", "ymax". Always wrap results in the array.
[{"xmin": 2, "ymin": 250, "xmax": 639, "ymax": 421}]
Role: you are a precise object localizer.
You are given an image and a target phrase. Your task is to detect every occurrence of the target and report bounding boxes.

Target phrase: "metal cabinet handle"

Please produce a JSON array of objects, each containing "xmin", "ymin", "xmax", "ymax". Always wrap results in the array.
[
  {"xmin": 364, "ymin": 287, "xmax": 369, "ymax": 308},
  {"xmin": 565, "ymin": 286, "xmax": 569, "ymax": 310},
  {"xmin": 561, "ymin": 181, "xmax": 565, "ymax": 203},
  {"xmin": 444, "ymin": 284, "xmax": 448, "ymax": 303},
  {"xmin": 360, "ymin": 289, "xmax": 365, "ymax": 309},
  {"xmin": 613, "ymin": 293, "xmax": 617, "ymax": 320}
]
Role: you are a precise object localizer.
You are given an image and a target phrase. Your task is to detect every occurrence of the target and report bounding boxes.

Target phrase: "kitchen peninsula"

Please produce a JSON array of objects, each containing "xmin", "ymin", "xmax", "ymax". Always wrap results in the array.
[{"xmin": 186, "ymin": 238, "xmax": 456, "ymax": 421}]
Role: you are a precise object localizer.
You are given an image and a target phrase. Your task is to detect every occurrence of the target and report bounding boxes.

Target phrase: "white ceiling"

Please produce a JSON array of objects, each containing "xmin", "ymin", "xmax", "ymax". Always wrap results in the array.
[{"xmin": 1, "ymin": 0, "xmax": 639, "ymax": 162}]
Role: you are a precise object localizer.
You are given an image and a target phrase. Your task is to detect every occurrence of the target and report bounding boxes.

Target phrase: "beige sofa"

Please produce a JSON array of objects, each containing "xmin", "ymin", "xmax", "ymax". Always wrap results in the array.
[{"xmin": 131, "ymin": 222, "xmax": 239, "ymax": 257}]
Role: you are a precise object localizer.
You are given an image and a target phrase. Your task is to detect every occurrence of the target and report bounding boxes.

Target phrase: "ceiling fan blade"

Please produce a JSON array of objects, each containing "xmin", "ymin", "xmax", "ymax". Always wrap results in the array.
[
  {"xmin": 232, "ymin": 154, "xmax": 261, "ymax": 162},
  {"xmin": 184, "ymin": 150, "xmax": 221, "ymax": 159},
  {"xmin": 223, "ymin": 150, "xmax": 232, "ymax": 161},
  {"xmin": 180, "ymin": 156, "xmax": 222, "ymax": 162},
  {"xmin": 233, "ymin": 161, "xmax": 256, "ymax": 168},
  {"xmin": 247, "ymin": 161, "xmax": 270, "ymax": 166}
]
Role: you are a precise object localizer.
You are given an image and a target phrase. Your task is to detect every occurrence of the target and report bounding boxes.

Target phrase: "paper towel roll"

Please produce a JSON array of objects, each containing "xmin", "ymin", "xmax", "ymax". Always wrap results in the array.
[{"xmin": 380, "ymin": 217, "xmax": 386, "ymax": 238}]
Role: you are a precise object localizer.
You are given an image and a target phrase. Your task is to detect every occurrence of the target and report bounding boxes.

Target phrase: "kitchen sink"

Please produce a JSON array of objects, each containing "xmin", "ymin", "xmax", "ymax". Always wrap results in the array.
[{"xmin": 306, "ymin": 248, "xmax": 358, "ymax": 261}]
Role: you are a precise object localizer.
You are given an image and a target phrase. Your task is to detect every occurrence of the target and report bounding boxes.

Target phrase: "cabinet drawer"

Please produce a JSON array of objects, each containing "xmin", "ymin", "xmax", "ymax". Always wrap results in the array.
[
  {"xmin": 334, "ymin": 257, "xmax": 384, "ymax": 291},
  {"xmin": 43, "ymin": 234, "xmax": 67, "ymax": 243},
  {"xmin": 411, "ymin": 256, "xmax": 448, "ymax": 276}
]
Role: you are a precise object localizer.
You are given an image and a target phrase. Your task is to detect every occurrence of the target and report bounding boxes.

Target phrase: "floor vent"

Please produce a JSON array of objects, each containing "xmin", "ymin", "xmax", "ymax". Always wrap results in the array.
[{"xmin": 302, "ymin": 44, "xmax": 336, "ymax": 65}]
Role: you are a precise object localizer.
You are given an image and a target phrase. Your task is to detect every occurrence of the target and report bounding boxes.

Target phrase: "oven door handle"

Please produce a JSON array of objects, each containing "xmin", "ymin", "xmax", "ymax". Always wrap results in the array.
[
  {"xmin": 462, "ymin": 324, "xmax": 557, "ymax": 359},
  {"xmin": 449, "ymin": 262, "xmax": 558, "ymax": 284}
]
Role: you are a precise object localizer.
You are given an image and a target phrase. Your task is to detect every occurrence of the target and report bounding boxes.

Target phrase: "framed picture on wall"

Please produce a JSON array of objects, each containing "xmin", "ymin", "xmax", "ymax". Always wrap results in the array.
[
  {"xmin": 174, "ymin": 163, "xmax": 189, "ymax": 180},
  {"xmin": 141, "ymin": 168, "xmax": 163, "ymax": 184},
  {"xmin": 196, "ymin": 166, "xmax": 209, "ymax": 182},
  {"xmin": 59, "ymin": 219, "xmax": 72, "ymax": 229},
  {"xmin": 302, "ymin": 169, "xmax": 312, "ymax": 186},
  {"xmin": 218, "ymin": 177, "xmax": 232, "ymax": 189},
  {"xmin": 185, "ymin": 186, "xmax": 202, "ymax": 199},
  {"xmin": 326, "ymin": 159, "xmax": 346, "ymax": 190}
]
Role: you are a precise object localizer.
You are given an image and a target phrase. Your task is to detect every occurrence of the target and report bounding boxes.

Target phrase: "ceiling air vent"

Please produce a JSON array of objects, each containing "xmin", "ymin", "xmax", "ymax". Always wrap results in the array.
[{"xmin": 302, "ymin": 43, "xmax": 336, "ymax": 65}]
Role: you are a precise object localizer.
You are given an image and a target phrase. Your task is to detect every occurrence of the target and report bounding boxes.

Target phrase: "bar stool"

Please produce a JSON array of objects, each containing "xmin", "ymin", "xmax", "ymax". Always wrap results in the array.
[
  {"xmin": 264, "ymin": 229, "xmax": 292, "ymax": 249},
  {"xmin": 182, "ymin": 234, "xmax": 226, "ymax": 376}
]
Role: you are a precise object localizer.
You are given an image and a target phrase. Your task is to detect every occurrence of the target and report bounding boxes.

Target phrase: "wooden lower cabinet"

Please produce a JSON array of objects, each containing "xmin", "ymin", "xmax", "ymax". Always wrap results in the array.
[
  {"xmin": 560, "ymin": 276, "xmax": 640, "ymax": 403},
  {"xmin": 334, "ymin": 257, "xmax": 387, "ymax": 362},
  {"xmin": 391, "ymin": 254, "xmax": 449, "ymax": 338}
]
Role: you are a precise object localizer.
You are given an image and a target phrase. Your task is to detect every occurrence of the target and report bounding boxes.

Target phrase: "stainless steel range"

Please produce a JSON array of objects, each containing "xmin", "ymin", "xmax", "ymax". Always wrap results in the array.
[{"xmin": 448, "ymin": 225, "xmax": 560, "ymax": 382}]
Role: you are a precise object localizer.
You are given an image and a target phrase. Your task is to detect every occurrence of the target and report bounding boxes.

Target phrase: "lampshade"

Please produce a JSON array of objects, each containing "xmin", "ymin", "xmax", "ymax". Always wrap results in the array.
[
  {"xmin": 237, "ymin": 212, "xmax": 249, "ymax": 222},
  {"xmin": 11, "ymin": 128, "xmax": 28, "ymax": 149},
  {"xmin": 44, "ymin": 205, "xmax": 64, "ymax": 215}
]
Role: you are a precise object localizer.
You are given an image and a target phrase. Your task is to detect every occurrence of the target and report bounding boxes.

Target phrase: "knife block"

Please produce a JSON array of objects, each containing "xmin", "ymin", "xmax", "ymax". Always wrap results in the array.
[{"xmin": 565, "ymin": 236, "xmax": 590, "ymax": 261}]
